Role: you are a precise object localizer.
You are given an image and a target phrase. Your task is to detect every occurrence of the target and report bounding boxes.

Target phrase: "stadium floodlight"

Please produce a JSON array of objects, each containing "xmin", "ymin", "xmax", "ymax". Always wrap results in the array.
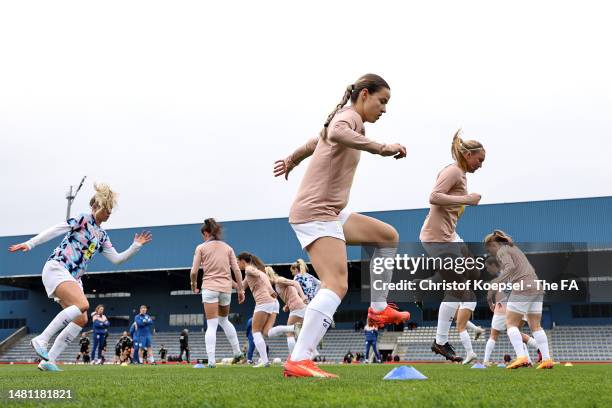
[{"xmin": 66, "ymin": 176, "xmax": 87, "ymax": 220}]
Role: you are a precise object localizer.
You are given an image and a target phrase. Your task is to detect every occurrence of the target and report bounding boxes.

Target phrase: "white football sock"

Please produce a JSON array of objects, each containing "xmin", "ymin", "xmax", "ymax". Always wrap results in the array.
[
  {"xmin": 507, "ymin": 326, "xmax": 526, "ymax": 358},
  {"xmin": 466, "ymin": 321, "xmax": 477, "ymax": 331},
  {"xmin": 218, "ymin": 316, "xmax": 241, "ymax": 355},
  {"xmin": 286, "ymin": 336, "xmax": 296, "ymax": 354},
  {"xmin": 523, "ymin": 343, "xmax": 532, "ymax": 364},
  {"xmin": 484, "ymin": 338, "xmax": 495, "ymax": 363},
  {"xmin": 459, "ymin": 330, "xmax": 473, "ymax": 354},
  {"xmin": 370, "ymin": 247, "xmax": 396, "ymax": 311},
  {"xmin": 267, "ymin": 325, "xmax": 296, "ymax": 337},
  {"xmin": 435, "ymin": 302, "xmax": 458, "ymax": 345},
  {"xmin": 38, "ymin": 305, "xmax": 82, "ymax": 343},
  {"xmin": 290, "ymin": 289, "xmax": 341, "ymax": 361},
  {"xmin": 252, "ymin": 332, "xmax": 268, "ymax": 364},
  {"xmin": 205, "ymin": 318, "xmax": 218, "ymax": 364},
  {"xmin": 48, "ymin": 322, "xmax": 82, "ymax": 362},
  {"xmin": 533, "ymin": 330, "xmax": 551, "ymax": 360},
  {"xmin": 526, "ymin": 336, "xmax": 538, "ymax": 349}
]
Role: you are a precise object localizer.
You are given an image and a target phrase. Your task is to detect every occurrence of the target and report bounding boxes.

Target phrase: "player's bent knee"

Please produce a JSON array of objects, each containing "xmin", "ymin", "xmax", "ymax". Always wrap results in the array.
[{"xmin": 74, "ymin": 313, "xmax": 88, "ymax": 327}]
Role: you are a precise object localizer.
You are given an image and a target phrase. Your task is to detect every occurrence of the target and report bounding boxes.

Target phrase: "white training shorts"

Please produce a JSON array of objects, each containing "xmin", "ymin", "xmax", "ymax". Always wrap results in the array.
[
  {"xmin": 491, "ymin": 313, "xmax": 529, "ymax": 331},
  {"xmin": 254, "ymin": 300, "xmax": 280, "ymax": 314},
  {"xmin": 42, "ymin": 260, "xmax": 83, "ymax": 299},
  {"xmin": 441, "ymin": 301, "xmax": 477, "ymax": 312},
  {"xmin": 290, "ymin": 210, "xmax": 352, "ymax": 250},
  {"xmin": 201, "ymin": 289, "xmax": 231, "ymax": 306},
  {"xmin": 507, "ymin": 300, "xmax": 543, "ymax": 315},
  {"xmin": 458, "ymin": 301, "xmax": 477, "ymax": 311},
  {"xmin": 289, "ymin": 307, "xmax": 306, "ymax": 319}
]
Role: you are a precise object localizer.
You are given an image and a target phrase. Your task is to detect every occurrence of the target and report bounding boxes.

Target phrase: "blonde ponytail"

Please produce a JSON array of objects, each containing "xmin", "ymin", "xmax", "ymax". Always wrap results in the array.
[
  {"xmin": 451, "ymin": 129, "xmax": 484, "ymax": 172},
  {"xmin": 296, "ymin": 259, "xmax": 308, "ymax": 276},
  {"xmin": 89, "ymin": 183, "xmax": 117, "ymax": 212},
  {"xmin": 484, "ymin": 229, "xmax": 514, "ymax": 246},
  {"xmin": 265, "ymin": 266, "xmax": 278, "ymax": 283}
]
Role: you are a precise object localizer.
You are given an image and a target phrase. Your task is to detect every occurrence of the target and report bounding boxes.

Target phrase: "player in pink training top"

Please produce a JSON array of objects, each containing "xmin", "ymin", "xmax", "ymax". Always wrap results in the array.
[
  {"xmin": 482, "ymin": 256, "xmax": 538, "ymax": 367},
  {"xmin": 8, "ymin": 183, "xmax": 152, "ymax": 372},
  {"xmin": 484, "ymin": 230, "xmax": 553, "ymax": 370},
  {"xmin": 274, "ymin": 73, "xmax": 409, "ymax": 378},
  {"xmin": 237, "ymin": 252, "xmax": 278, "ymax": 368},
  {"xmin": 265, "ymin": 266, "xmax": 308, "ymax": 355},
  {"xmin": 190, "ymin": 218, "xmax": 246, "ymax": 368},
  {"xmin": 419, "ymin": 130, "xmax": 485, "ymax": 365}
]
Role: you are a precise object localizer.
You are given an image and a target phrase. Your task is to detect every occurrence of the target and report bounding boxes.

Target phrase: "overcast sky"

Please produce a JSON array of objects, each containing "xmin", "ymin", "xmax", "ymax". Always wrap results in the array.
[{"xmin": 1, "ymin": 0, "xmax": 610, "ymax": 237}]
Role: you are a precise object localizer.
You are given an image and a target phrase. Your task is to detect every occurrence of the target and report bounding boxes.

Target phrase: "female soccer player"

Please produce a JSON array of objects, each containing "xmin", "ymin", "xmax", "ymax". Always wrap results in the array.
[
  {"xmin": 482, "ymin": 257, "xmax": 539, "ymax": 366},
  {"xmin": 265, "ymin": 266, "xmax": 308, "ymax": 354},
  {"xmin": 190, "ymin": 218, "xmax": 246, "ymax": 367},
  {"xmin": 290, "ymin": 259, "xmax": 320, "ymax": 302},
  {"xmin": 484, "ymin": 230, "xmax": 553, "ymax": 369},
  {"xmin": 237, "ymin": 252, "xmax": 278, "ymax": 368},
  {"xmin": 91, "ymin": 304, "xmax": 110, "ymax": 364},
  {"xmin": 8, "ymin": 183, "xmax": 152, "ymax": 371},
  {"xmin": 420, "ymin": 130, "xmax": 485, "ymax": 364},
  {"xmin": 274, "ymin": 74, "xmax": 409, "ymax": 378}
]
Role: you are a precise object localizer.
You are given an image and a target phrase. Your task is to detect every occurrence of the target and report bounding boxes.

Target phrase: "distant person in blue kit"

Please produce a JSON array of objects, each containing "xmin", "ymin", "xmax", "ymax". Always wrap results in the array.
[
  {"xmin": 130, "ymin": 321, "xmax": 140, "ymax": 364},
  {"xmin": 364, "ymin": 319, "xmax": 381, "ymax": 363},
  {"xmin": 134, "ymin": 305, "xmax": 155, "ymax": 364},
  {"xmin": 91, "ymin": 304, "xmax": 110, "ymax": 364},
  {"xmin": 246, "ymin": 317, "xmax": 255, "ymax": 364}
]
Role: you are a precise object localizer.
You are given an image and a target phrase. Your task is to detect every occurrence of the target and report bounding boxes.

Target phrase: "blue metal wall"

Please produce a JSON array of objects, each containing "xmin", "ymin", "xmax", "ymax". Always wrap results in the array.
[{"xmin": 2, "ymin": 196, "xmax": 611, "ymax": 278}]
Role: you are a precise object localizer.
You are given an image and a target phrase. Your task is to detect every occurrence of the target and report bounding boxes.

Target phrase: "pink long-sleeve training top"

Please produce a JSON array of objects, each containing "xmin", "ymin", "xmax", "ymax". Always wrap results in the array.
[
  {"xmin": 192, "ymin": 240, "xmax": 241, "ymax": 293},
  {"xmin": 244, "ymin": 266, "xmax": 276, "ymax": 305},
  {"xmin": 420, "ymin": 163, "xmax": 470, "ymax": 243},
  {"xmin": 287, "ymin": 107, "xmax": 388, "ymax": 224},
  {"xmin": 275, "ymin": 278, "xmax": 307, "ymax": 311}
]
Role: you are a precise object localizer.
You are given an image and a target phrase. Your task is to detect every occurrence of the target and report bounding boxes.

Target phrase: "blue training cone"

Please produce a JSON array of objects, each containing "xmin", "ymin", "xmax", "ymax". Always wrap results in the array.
[
  {"xmin": 471, "ymin": 363, "xmax": 486, "ymax": 369},
  {"xmin": 383, "ymin": 366, "xmax": 428, "ymax": 380},
  {"xmin": 193, "ymin": 364, "xmax": 205, "ymax": 368},
  {"xmin": 497, "ymin": 363, "xmax": 506, "ymax": 368}
]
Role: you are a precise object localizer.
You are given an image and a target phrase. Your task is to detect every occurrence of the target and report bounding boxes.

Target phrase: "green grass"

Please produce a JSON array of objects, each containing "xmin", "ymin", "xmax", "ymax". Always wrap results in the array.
[{"xmin": 1, "ymin": 363, "xmax": 611, "ymax": 408}]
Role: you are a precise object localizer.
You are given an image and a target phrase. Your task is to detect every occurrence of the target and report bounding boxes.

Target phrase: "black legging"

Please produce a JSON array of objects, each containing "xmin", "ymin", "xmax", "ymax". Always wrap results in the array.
[{"xmin": 179, "ymin": 346, "xmax": 190, "ymax": 362}]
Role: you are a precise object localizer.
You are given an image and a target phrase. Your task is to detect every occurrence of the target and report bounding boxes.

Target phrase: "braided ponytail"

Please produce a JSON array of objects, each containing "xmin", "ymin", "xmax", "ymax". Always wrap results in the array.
[{"xmin": 319, "ymin": 74, "xmax": 390, "ymax": 140}]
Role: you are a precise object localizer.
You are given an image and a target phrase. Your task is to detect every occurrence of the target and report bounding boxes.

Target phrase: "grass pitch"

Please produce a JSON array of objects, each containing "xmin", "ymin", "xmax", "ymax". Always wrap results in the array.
[{"xmin": 1, "ymin": 363, "xmax": 611, "ymax": 407}]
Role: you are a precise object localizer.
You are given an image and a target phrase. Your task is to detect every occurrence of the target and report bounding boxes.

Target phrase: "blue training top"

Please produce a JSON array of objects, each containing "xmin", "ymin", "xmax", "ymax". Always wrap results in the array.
[
  {"xmin": 93, "ymin": 317, "xmax": 110, "ymax": 334},
  {"xmin": 364, "ymin": 329, "xmax": 379, "ymax": 342},
  {"xmin": 134, "ymin": 313, "xmax": 153, "ymax": 337}
]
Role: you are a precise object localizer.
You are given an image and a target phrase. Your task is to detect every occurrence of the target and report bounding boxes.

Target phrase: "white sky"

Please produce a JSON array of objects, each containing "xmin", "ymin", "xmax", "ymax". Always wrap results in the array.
[{"xmin": 1, "ymin": 0, "xmax": 611, "ymax": 236}]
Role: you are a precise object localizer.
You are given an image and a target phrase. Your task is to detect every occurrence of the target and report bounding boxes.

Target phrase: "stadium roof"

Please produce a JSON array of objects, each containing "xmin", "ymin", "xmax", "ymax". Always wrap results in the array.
[{"xmin": 1, "ymin": 196, "xmax": 611, "ymax": 278}]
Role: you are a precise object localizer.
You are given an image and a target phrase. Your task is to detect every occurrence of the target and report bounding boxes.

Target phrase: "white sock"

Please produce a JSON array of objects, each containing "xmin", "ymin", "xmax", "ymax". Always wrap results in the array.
[
  {"xmin": 533, "ymin": 330, "xmax": 550, "ymax": 360},
  {"xmin": 38, "ymin": 305, "xmax": 82, "ymax": 343},
  {"xmin": 148, "ymin": 353, "xmax": 155, "ymax": 363},
  {"xmin": 48, "ymin": 322, "xmax": 82, "ymax": 362},
  {"xmin": 526, "ymin": 336, "xmax": 538, "ymax": 349},
  {"xmin": 466, "ymin": 321, "xmax": 477, "ymax": 331},
  {"xmin": 218, "ymin": 316, "xmax": 241, "ymax": 355},
  {"xmin": 253, "ymin": 332, "xmax": 268, "ymax": 364},
  {"xmin": 205, "ymin": 318, "xmax": 218, "ymax": 364},
  {"xmin": 523, "ymin": 343, "xmax": 532, "ymax": 364},
  {"xmin": 370, "ymin": 247, "xmax": 396, "ymax": 310},
  {"xmin": 459, "ymin": 330, "xmax": 473, "ymax": 354},
  {"xmin": 286, "ymin": 336, "xmax": 296, "ymax": 354},
  {"xmin": 268, "ymin": 325, "xmax": 295, "ymax": 338},
  {"xmin": 435, "ymin": 302, "xmax": 458, "ymax": 345},
  {"xmin": 290, "ymin": 288, "xmax": 341, "ymax": 361},
  {"xmin": 484, "ymin": 338, "xmax": 495, "ymax": 363},
  {"xmin": 370, "ymin": 302, "xmax": 388, "ymax": 312},
  {"xmin": 507, "ymin": 326, "xmax": 526, "ymax": 358}
]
